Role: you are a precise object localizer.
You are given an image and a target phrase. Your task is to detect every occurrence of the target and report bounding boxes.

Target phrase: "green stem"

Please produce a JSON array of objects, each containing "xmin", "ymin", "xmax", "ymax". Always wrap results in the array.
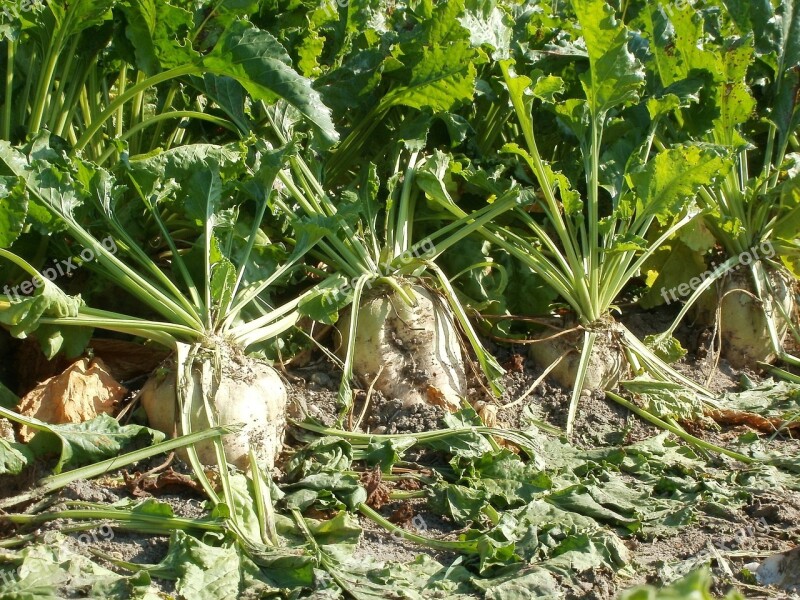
[
  {"xmin": 605, "ymin": 391, "xmax": 754, "ymax": 463},
  {"xmin": 28, "ymin": 27, "xmax": 67, "ymax": 134},
  {"xmin": 566, "ymin": 330, "xmax": 596, "ymax": 436},
  {"xmin": 114, "ymin": 63, "xmax": 128, "ymax": 142},
  {"xmin": 359, "ymin": 504, "xmax": 479, "ymax": 552},
  {"xmin": 45, "ymin": 35, "xmax": 80, "ymax": 129},
  {"xmin": 149, "ymin": 83, "xmax": 179, "ymax": 151},
  {"xmin": 3, "ymin": 37, "xmax": 14, "ymax": 139},
  {"xmin": 587, "ymin": 119, "xmax": 602, "ymax": 321},
  {"xmin": 757, "ymin": 363, "xmax": 800, "ymax": 383},
  {"xmin": 2, "ymin": 509, "xmax": 226, "ymax": 534},
  {"xmin": 17, "ymin": 46, "xmax": 36, "ymax": 127},
  {"xmin": 389, "ymin": 490, "xmax": 426, "ymax": 500},
  {"xmin": 53, "ymin": 54, "xmax": 96, "ymax": 138},
  {"xmin": 393, "ymin": 150, "xmax": 419, "ymax": 257},
  {"xmin": 36, "ymin": 312, "xmax": 195, "ymax": 346},
  {"xmin": 0, "ymin": 420, "xmax": 234, "ymax": 509},
  {"xmin": 289, "ymin": 418, "xmax": 551, "ymax": 451},
  {"xmin": 72, "ymin": 64, "xmax": 199, "ymax": 154}
]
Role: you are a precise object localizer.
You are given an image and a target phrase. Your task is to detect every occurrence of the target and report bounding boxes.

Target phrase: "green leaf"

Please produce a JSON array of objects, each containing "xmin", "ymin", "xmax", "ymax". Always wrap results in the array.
[
  {"xmin": 531, "ymin": 73, "xmax": 565, "ymax": 103},
  {"xmin": 774, "ymin": 169, "xmax": 800, "ymax": 271},
  {"xmin": 719, "ymin": 379, "xmax": 800, "ymax": 420},
  {"xmin": 132, "ymin": 498, "xmax": 175, "ymax": 518},
  {"xmin": 647, "ymin": 94, "xmax": 683, "ymax": 121},
  {"xmin": 427, "ymin": 482, "xmax": 489, "ymax": 525},
  {"xmin": 422, "ymin": 411, "xmax": 495, "ymax": 458},
  {"xmin": 285, "ymin": 436, "xmax": 354, "ymax": 480},
  {"xmin": 678, "ymin": 218, "xmax": 717, "ymax": 253},
  {"xmin": 125, "ymin": 143, "xmax": 244, "ymax": 197},
  {"xmin": 554, "ymin": 98, "xmax": 590, "ymax": 145},
  {"xmin": 770, "ymin": 0, "xmax": 800, "ymax": 153},
  {"xmin": 305, "ymin": 510, "xmax": 363, "ymax": 546},
  {"xmin": 454, "ymin": 449, "xmax": 553, "ymax": 508},
  {"xmin": 546, "ymin": 485, "xmax": 640, "ymax": 530},
  {"xmin": 571, "ymin": 0, "xmax": 645, "ymax": 117},
  {"xmin": 386, "ymin": 41, "xmax": 480, "ymax": 112},
  {"xmin": 203, "ymin": 21, "xmax": 338, "ymax": 145},
  {"xmin": 297, "ymin": 274, "xmax": 352, "ymax": 326},
  {"xmin": 0, "ymin": 531, "xmax": 157, "ymax": 599},
  {"xmin": 628, "ymin": 146, "xmax": 730, "ymax": 226},
  {"xmin": 0, "ymin": 275, "xmax": 85, "ymax": 358},
  {"xmin": 27, "ymin": 413, "xmax": 165, "ymax": 473},
  {"xmin": 605, "ymin": 232, "xmax": 648, "ymax": 254},
  {"xmin": 644, "ymin": 334, "xmax": 688, "ymax": 364},
  {"xmin": 153, "ymin": 530, "xmax": 296, "ymax": 597},
  {"xmin": 222, "ymin": 473, "xmax": 264, "ymax": 543},
  {"xmin": 283, "ymin": 471, "xmax": 367, "ymax": 511},
  {"xmin": 189, "ymin": 75, "xmax": 250, "ymax": 134},
  {"xmin": 640, "ymin": 3, "xmax": 718, "ymax": 88},
  {"xmin": 621, "ymin": 379, "xmax": 704, "ymax": 421},
  {"xmin": 119, "ymin": 0, "xmax": 196, "ymax": 74},
  {"xmin": 0, "ymin": 438, "xmax": 35, "ymax": 475},
  {"xmin": 712, "ymin": 39, "xmax": 756, "ymax": 147},
  {"xmin": 0, "ymin": 380, "xmax": 17, "ymax": 409},
  {"xmin": 362, "ymin": 436, "xmax": 416, "ymax": 471},
  {"xmin": 638, "ymin": 4, "xmax": 721, "ymax": 137},
  {"xmin": 210, "ymin": 256, "xmax": 236, "ymax": 307},
  {"xmin": 459, "ymin": 0, "xmax": 513, "ymax": 59},
  {"xmin": 49, "ymin": 0, "xmax": 116, "ymax": 35},
  {"xmin": 296, "ymin": 26, "xmax": 325, "ymax": 78},
  {"xmin": 618, "ymin": 566, "xmax": 745, "ymax": 599},
  {"xmin": 34, "ymin": 321, "xmax": 95, "ymax": 360},
  {"xmin": 0, "ymin": 176, "xmax": 27, "ymax": 248},
  {"xmin": 471, "ymin": 498, "xmax": 629, "ymax": 586},
  {"xmin": 472, "ymin": 564, "xmax": 562, "ymax": 599},
  {"xmin": 639, "ymin": 239, "xmax": 707, "ymax": 309},
  {"xmin": 329, "ymin": 553, "xmax": 476, "ymax": 600}
]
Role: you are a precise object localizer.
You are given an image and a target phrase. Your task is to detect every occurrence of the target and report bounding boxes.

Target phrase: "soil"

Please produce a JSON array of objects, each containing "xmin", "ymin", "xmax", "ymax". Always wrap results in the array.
[{"xmin": 1, "ymin": 313, "xmax": 799, "ymax": 599}]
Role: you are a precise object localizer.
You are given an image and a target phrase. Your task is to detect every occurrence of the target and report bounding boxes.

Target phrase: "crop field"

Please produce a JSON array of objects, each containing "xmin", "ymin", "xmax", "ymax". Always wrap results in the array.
[{"xmin": 0, "ymin": 0, "xmax": 798, "ymax": 598}]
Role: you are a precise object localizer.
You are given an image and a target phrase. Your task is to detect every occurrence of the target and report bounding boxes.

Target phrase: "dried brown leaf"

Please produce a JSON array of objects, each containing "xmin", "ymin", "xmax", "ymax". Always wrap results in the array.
[{"xmin": 18, "ymin": 358, "xmax": 126, "ymax": 441}]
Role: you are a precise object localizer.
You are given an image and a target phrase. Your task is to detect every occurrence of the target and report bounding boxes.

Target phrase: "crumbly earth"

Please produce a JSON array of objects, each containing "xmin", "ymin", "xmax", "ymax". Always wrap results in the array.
[{"xmin": 1, "ymin": 312, "xmax": 799, "ymax": 599}]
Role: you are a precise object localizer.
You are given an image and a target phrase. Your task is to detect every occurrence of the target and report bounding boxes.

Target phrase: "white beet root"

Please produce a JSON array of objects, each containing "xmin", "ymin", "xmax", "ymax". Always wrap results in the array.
[
  {"xmin": 695, "ymin": 268, "xmax": 796, "ymax": 368},
  {"xmin": 338, "ymin": 284, "xmax": 466, "ymax": 411},
  {"xmin": 529, "ymin": 320, "xmax": 628, "ymax": 391},
  {"xmin": 140, "ymin": 357, "xmax": 287, "ymax": 470}
]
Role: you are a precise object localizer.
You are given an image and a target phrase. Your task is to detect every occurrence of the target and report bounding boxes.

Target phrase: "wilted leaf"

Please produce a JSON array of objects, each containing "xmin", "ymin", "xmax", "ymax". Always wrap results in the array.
[
  {"xmin": 644, "ymin": 334, "xmax": 688, "ymax": 363},
  {"xmin": 619, "ymin": 566, "xmax": 745, "ymax": 599},
  {"xmin": 0, "ymin": 437, "xmax": 35, "ymax": 475},
  {"xmin": 27, "ymin": 413, "xmax": 164, "ymax": 473},
  {"xmin": 0, "ymin": 531, "xmax": 156, "ymax": 599}
]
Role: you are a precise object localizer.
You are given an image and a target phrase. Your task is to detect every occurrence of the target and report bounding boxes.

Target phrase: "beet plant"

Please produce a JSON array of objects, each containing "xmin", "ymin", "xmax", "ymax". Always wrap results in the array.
[
  {"xmin": 0, "ymin": 136, "xmax": 328, "ymax": 480},
  {"xmin": 636, "ymin": 0, "xmax": 800, "ymax": 371},
  {"xmin": 261, "ymin": 107, "xmax": 524, "ymax": 413},
  {"xmin": 419, "ymin": 0, "xmax": 736, "ymax": 434}
]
